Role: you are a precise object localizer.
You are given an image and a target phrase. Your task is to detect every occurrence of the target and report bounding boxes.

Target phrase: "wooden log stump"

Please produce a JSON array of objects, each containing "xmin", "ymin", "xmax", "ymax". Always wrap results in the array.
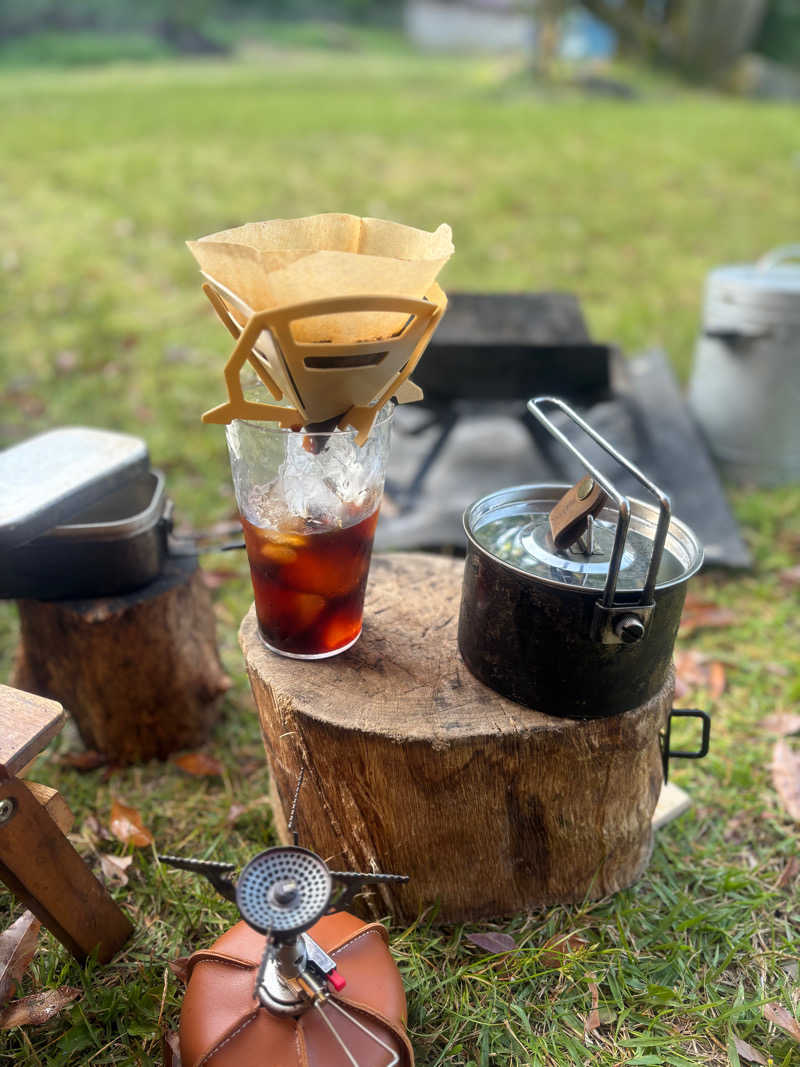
[
  {"xmin": 242, "ymin": 553, "xmax": 673, "ymax": 923},
  {"xmin": 12, "ymin": 556, "xmax": 230, "ymax": 765}
]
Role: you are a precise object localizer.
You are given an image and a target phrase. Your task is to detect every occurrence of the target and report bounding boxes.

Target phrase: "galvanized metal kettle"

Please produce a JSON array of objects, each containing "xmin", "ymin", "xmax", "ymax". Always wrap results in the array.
[{"xmin": 688, "ymin": 245, "xmax": 800, "ymax": 485}]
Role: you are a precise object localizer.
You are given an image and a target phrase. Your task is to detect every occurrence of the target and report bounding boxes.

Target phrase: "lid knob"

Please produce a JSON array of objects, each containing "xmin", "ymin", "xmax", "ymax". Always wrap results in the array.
[{"xmin": 549, "ymin": 475, "xmax": 609, "ymax": 552}]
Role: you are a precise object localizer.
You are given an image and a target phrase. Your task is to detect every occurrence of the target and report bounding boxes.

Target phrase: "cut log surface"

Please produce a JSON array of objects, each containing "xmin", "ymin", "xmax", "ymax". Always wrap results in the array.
[
  {"xmin": 13, "ymin": 556, "xmax": 230, "ymax": 765},
  {"xmin": 243, "ymin": 553, "xmax": 673, "ymax": 923}
]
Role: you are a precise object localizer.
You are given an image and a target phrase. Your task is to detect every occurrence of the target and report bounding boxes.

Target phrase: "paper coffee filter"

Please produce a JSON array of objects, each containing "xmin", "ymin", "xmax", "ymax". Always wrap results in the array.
[{"xmin": 187, "ymin": 213, "xmax": 453, "ymax": 343}]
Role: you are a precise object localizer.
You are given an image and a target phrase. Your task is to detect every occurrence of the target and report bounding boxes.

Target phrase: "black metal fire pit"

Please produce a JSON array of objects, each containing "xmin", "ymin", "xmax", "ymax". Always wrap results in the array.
[{"xmin": 378, "ymin": 291, "xmax": 750, "ymax": 569}]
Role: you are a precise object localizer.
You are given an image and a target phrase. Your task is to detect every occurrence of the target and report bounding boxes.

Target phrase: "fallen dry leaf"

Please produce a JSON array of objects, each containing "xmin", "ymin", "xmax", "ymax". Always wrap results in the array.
[
  {"xmin": 162, "ymin": 1029, "xmax": 182, "ymax": 1067},
  {"xmin": 765, "ymin": 662, "xmax": 790, "ymax": 678},
  {"xmin": 55, "ymin": 350, "xmax": 78, "ymax": 374},
  {"xmin": 708, "ymin": 660, "xmax": 726, "ymax": 699},
  {"xmin": 674, "ymin": 650, "xmax": 703, "ymax": 698},
  {"xmin": 771, "ymin": 739, "xmax": 800, "ymax": 821},
  {"xmin": 723, "ymin": 811, "xmax": 751, "ymax": 843},
  {"xmin": 81, "ymin": 813, "xmax": 115, "ymax": 847},
  {"xmin": 0, "ymin": 987, "xmax": 80, "ymax": 1029},
  {"xmin": 775, "ymin": 856, "xmax": 800, "ymax": 890},
  {"xmin": 732, "ymin": 1034, "xmax": 767, "ymax": 1065},
  {"xmin": 200, "ymin": 568, "xmax": 238, "ymax": 590},
  {"xmin": 679, "ymin": 595, "xmax": 737, "ymax": 636},
  {"xmin": 539, "ymin": 932, "xmax": 589, "ymax": 970},
  {"xmin": 466, "ymin": 932, "xmax": 517, "ymax": 955},
  {"xmin": 674, "ymin": 650, "xmax": 726, "ymax": 699},
  {"xmin": 15, "ymin": 393, "xmax": 46, "ymax": 417},
  {"xmin": 226, "ymin": 803, "xmax": 248, "ymax": 826},
  {"xmin": 58, "ymin": 750, "xmax": 108, "ymax": 772},
  {"xmin": 171, "ymin": 751, "xmax": 224, "ymax": 778},
  {"xmin": 99, "ymin": 853, "xmax": 133, "ymax": 888},
  {"xmin": 763, "ymin": 1002, "xmax": 800, "ymax": 1043},
  {"xmin": 168, "ymin": 957, "xmax": 191, "ymax": 986},
  {"xmin": 585, "ymin": 979, "xmax": 601, "ymax": 1034},
  {"xmin": 0, "ymin": 912, "xmax": 41, "ymax": 1006},
  {"xmin": 110, "ymin": 799, "xmax": 154, "ymax": 848},
  {"xmin": 761, "ymin": 712, "xmax": 800, "ymax": 737},
  {"xmin": 239, "ymin": 759, "xmax": 265, "ymax": 779},
  {"xmin": 779, "ymin": 564, "xmax": 800, "ymax": 589}
]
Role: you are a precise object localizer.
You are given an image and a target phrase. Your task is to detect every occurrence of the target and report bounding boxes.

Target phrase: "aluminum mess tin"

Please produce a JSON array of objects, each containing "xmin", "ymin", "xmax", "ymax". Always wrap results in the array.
[
  {"xmin": 0, "ymin": 428, "xmax": 171, "ymax": 600},
  {"xmin": 0, "ymin": 469, "xmax": 171, "ymax": 600},
  {"xmin": 458, "ymin": 484, "xmax": 703, "ymax": 719}
]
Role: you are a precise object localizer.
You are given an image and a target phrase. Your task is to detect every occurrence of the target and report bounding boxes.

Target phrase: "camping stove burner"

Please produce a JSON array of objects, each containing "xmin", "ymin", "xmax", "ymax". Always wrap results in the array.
[
  {"xmin": 160, "ymin": 771, "xmax": 411, "ymax": 1065},
  {"xmin": 236, "ymin": 847, "xmax": 332, "ymax": 937}
]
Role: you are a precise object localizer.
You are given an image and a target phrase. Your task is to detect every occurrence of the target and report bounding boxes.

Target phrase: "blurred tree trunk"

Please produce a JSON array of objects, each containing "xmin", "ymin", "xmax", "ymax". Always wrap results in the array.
[
  {"xmin": 158, "ymin": 0, "xmax": 229, "ymax": 54},
  {"xmin": 578, "ymin": 0, "xmax": 768, "ymax": 78},
  {"xmin": 532, "ymin": 0, "xmax": 569, "ymax": 79}
]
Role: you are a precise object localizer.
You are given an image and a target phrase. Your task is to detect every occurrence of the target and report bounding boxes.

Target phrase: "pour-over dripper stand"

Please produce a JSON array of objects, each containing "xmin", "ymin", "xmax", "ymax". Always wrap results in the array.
[{"xmin": 200, "ymin": 280, "xmax": 447, "ymax": 445}]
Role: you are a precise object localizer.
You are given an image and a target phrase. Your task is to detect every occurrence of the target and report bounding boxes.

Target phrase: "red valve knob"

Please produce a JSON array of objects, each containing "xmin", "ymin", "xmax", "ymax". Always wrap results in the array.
[{"xmin": 327, "ymin": 968, "xmax": 346, "ymax": 993}]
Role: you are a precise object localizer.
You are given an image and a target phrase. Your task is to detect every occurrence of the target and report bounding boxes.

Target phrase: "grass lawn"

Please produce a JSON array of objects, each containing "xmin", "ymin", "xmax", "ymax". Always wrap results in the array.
[{"xmin": 1, "ymin": 38, "xmax": 799, "ymax": 1066}]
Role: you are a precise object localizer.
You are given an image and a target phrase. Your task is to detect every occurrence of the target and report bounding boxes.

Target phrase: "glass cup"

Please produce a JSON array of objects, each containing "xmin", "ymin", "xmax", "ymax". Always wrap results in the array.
[{"xmin": 225, "ymin": 405, "xmax": 393, "ymax": 659}]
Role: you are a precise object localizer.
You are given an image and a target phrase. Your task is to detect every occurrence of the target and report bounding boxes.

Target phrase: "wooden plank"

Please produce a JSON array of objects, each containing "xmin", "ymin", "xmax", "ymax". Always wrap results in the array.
[
  {"xmin": 23, "ymin": 781, "xmax": 75, "ymax": 834},
  {"xmin": 0, "ymin": 777, "xmax": 132, "ymax": 963},
  {"xmin": 0, "ymin": 685, "xmax": 65, "ymax": 774},
  {"xmin": 652, "ymin": 782, "xmax": 691, "ymax": 831}
]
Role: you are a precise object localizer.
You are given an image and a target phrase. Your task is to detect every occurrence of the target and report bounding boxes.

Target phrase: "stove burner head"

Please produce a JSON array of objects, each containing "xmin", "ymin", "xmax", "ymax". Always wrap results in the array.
[{"xmin": 236, "ymin": 846, "xmax": 332, "ymax": 937}]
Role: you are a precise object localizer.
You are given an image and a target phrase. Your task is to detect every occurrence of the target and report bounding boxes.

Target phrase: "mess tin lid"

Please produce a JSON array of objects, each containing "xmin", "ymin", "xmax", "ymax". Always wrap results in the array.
[
  {"xmin": 465, "ymin": 484, "xmax": 703, "ymax": 595},
  {"xmin": 0, "ymin": 427, "xmax": 149, "ymax": 550}
]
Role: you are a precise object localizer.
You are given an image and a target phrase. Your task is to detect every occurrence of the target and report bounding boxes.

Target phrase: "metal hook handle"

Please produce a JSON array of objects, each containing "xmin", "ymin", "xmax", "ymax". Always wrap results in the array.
[
  {"xmin": 660, "ymin": 708, "xmax": 711, "ymax": 783},
  {"xmin": 527, "ymin": 397, "xmax": 671, "ymax": 611},
  {"xmin": 756, "ymin": 244, "xmax": 800, "ymax": 271}
]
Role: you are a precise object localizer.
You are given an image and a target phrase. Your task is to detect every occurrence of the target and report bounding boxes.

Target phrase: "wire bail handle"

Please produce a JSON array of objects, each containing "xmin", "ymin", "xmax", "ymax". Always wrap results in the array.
[
  {"xmin": 756, "ymin": 245, "xmax": 800, "ymax": 271},
  {"xmin": 527, "ymin": 396, "xmax": 672, "ymax": 644}
]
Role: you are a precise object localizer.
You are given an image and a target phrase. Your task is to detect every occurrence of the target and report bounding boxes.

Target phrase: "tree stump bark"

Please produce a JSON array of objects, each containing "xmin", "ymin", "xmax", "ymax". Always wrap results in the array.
[
  {"xmin": 12, "ymin": 556, "xmax": 230, "ymax": 765},
  {"xmin": 241, "ymin": 553, "xmax": 673, "ymax": 923}
]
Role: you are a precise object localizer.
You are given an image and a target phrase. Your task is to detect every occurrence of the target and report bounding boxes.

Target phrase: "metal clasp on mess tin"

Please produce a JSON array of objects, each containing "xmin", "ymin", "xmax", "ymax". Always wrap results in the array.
[{"xmin": 527, "ymin": 397, "xmax": 672, "ymax": 646}]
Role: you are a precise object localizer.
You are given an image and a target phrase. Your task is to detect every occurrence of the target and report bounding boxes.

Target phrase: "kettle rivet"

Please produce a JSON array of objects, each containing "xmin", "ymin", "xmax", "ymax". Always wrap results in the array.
[
  {"xmin": 615, "ymin": 614, "xmax": 646, "ymax": 644},
  {"xmin": 576, "ymin": 476, "xmax": 594, "ymax": 500}
]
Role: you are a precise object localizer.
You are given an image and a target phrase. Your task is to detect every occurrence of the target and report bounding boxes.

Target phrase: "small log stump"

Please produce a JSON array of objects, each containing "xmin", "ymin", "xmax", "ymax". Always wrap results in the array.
[
  {"xmin": 13, "ymin": 556, "xmax": 230, "ymax": 765},
  {"xmin": 242, "ymin": 553, "xmax": 672, "ymax": 923}
]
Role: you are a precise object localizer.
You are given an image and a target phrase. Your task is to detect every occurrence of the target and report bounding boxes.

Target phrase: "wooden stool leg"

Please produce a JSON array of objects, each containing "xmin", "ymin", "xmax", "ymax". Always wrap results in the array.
[
  {"xmin": 21, "ymin": 782, "xmax": 75, "ymax": 834},
  {"xmin": 0, "ymin": 778, "xmax": 132, "ymax": 964}
]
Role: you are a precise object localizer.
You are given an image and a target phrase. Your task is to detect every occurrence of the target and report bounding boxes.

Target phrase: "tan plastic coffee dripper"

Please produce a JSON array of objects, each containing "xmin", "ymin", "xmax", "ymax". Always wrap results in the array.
[
  {"xmin": 199, "ymin": 276, "xmax": 446, "ymax": 444},
  {"xmin": 189, "ymin": 213, "xmax": 453, "ymax": 443}
]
